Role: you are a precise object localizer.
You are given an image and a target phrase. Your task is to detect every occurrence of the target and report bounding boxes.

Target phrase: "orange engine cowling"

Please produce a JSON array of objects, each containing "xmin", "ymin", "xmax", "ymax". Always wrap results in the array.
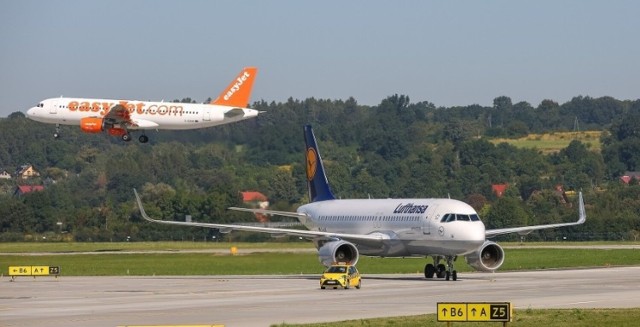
[{"xmin": 79, "ymin": 117, "xmax": 104, "ymax": 133}]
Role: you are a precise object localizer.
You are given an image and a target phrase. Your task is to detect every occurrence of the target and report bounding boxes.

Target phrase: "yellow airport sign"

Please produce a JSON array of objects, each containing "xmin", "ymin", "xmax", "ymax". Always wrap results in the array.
[
  {"xmin": 31, "ymin": 266, "xmax": 51, "ymax": 276},
  {"xmin": 8, "ymin": 266, "xmax": 60, "ymax": 277},
  {"xmin": 9, "ymin": 266, "xmax": 32, "ymax": 276},
  {"xmin": 437, "ymin": 302, "xmax": 511, "ymax": 322}
]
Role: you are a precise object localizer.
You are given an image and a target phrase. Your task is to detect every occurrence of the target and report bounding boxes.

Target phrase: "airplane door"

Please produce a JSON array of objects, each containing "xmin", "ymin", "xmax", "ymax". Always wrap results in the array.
[
  {"xmin": 202, "ymin": 108, "xmax": 210, "ymax": 121},
  {"xmin": 423, "ymin": 204, "xmax": 439, "ymax": 235},
  {"xmin": 49, "ymin": 100, "xmax": 58, "ymax": 114}
]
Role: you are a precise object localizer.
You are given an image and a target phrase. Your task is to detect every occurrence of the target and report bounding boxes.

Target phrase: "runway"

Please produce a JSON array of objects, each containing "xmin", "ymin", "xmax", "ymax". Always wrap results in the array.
[{"xmin": 2, "ymin": 266, "xmax": 640, "ymax": 327}]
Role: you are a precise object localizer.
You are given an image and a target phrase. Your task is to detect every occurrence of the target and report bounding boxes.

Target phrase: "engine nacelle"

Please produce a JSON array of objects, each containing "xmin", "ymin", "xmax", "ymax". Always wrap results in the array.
[
  {"xmin": 464, "ymin": 240, "xmax": 505, "ymax": 272},
  {"xmin": 317, "ymin": 240, "xmax": 359, "ymax": 267},
  {"xmin": 80, "ymin": 117, "xmax": 105, "ymax": 133}
]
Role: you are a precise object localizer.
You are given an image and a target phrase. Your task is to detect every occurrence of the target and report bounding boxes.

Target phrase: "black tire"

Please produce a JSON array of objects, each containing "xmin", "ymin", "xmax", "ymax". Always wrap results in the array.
[
  {"xmin": 139, "ymin": 135, "xmax": 149, "ymax": 143},
  {"xmin": 445, "ymin": 271, "xmax": 451, "ymax": 281},
  {"xmin": 122, "ymin": 134, "xmax": 132, "ymax": 142},
  {"xmin": 53, "ymin": 133, "xmax": 60, "ymax": 139},
  {"xmin": 437, "ymin": 264, "xmax": 446, "ymax": 278},
  {"xmin": 452, "ymin": 271, "xmax": 458, "ymax": 281},
  {"xmin": 321, "ymin": 286, "xmax": 325, "ymax": 289},
  {"xmin": 425, "ymin": 264, "xmax": 436, "ymax": 278}
]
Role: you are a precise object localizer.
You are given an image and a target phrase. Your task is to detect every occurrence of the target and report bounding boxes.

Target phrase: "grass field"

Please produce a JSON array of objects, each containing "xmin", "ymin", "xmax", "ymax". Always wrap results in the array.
[
  {"xmin": 490, "ymin": 131, "xmax": 602, "ymax": 153},
  {"xmin": 1, "ymin": 242, "xmax": 638, "ymax": 276}
]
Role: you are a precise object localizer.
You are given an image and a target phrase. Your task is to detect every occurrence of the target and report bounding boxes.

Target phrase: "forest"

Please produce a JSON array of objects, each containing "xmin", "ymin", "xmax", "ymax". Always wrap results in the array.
[{"xmin": 1, "ymin": 94, "xmax": 640, "ymax": 242}]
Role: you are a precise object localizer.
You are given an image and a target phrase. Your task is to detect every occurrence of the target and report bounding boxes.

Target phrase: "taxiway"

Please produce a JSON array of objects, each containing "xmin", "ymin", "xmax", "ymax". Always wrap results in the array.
[{"xmin": 2, "ymin": 266, "xmax": 640, "ymax": 327}]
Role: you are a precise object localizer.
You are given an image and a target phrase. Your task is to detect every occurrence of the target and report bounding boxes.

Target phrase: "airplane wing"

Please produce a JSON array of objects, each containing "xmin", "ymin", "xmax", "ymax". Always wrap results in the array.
[
  {"xmin": 485, "ymin": 192, "xmax": 586, "ymax": 238},
  {"xmin": 103, "ymin": 104, "xmax": 159, "ymax": 130},
  {"xmin": 133, "ymin": 189, "xmax": 384, "ymax": 245}
]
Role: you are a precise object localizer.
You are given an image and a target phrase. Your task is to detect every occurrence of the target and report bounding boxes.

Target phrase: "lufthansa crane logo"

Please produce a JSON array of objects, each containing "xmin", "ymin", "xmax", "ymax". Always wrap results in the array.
[{"xmin": 306, "ymin": 148, "xmax": 317, "ymax": 181}]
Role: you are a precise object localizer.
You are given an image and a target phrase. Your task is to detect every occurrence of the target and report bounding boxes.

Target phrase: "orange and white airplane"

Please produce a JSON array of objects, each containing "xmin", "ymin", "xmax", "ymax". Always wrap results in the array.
[{"xmin": 26, "ymin": 67, "xmax": 260, "ymax": 143}]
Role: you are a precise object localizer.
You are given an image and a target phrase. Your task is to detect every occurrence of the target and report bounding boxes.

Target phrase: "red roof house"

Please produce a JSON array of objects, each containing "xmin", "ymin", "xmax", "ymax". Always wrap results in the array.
[{"xmin": 14, "ymin": 185, "xmax": 44, "ymax": 197}]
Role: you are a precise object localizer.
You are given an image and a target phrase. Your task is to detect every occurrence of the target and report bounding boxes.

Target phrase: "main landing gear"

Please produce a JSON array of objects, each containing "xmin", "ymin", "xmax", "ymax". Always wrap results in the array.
[
  {"xmin": 53, "ymin": 124, "xmax": 61, "ymax": 139},
  {"xmin": 424, "ymin": 255, "xmax": 458, "ymax": 281},
  {"xmin": 121, "ymin": 133, "xmax": 149, "ymax": 143}
]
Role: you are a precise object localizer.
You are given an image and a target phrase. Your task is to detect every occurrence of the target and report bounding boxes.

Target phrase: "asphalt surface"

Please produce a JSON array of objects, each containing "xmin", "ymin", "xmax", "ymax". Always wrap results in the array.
[{"xmin": 2, "ymin": 266, "xmax": 640, "ymax": 327}]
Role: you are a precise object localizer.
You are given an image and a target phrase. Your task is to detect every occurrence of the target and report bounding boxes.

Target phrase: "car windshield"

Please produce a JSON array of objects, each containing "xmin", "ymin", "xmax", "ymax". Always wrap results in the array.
[{"xmin": 327, "ymin": 266, "xmax": 347, "ymax": 273}]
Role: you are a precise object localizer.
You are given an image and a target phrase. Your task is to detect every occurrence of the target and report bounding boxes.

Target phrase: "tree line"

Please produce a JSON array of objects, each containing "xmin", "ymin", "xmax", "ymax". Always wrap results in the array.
[{"xmin": 0, "ymin": 94, "xmax": 639, "ymax": 242}]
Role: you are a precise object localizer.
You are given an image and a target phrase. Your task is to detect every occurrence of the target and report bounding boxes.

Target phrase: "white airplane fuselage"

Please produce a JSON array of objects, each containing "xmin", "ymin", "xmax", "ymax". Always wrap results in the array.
[
  {"xmin": 27, "ymin": 97, "xmax": 259, "ymax": 130},
  {"xmin": 297, "ymin": 198, "xmax": 486, "ymax": 257}
]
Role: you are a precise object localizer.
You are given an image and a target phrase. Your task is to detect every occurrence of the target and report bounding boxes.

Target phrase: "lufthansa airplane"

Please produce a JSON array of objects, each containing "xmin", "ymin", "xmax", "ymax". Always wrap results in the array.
[
  {"xmin": 27, "ymin": 67, "xmax": 259, "ymax": 143},
  {"xmin": 134, "ymin": 125, "xmax": 586, "ymax": 281}
]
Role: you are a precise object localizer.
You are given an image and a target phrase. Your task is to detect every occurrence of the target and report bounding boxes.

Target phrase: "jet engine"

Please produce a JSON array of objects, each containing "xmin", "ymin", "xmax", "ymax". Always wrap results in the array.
[
  {"xmin": 464, "ymin": 240, "xmax": 505, "ymax": 272},
  {"xmin": 317, "ymin": 240, "xmax": 359, "ymax": 267},
  {"xmin": 80, "ymin": 117, "xmax": 106, "ymax": 133}
]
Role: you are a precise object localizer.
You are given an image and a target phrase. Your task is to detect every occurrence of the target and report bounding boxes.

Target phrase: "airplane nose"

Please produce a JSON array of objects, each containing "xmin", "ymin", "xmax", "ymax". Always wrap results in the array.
[{"xmin": 26, "ymin": 107, "xmax": 37, "ymax": 117}]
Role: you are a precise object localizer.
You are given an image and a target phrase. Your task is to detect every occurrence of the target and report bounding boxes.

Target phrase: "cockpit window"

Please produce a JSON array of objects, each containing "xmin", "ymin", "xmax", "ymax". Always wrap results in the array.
[
  {"xmin": 456, "ymin": 214, "xmax": 470, "ymax": 221},
  {"xmin": 440, "ymin": 213, "xmax": 481, "ymax": 223},
  {"xmin": 38, "ymin": 103, "xmax": 44, "ymax": 107}
]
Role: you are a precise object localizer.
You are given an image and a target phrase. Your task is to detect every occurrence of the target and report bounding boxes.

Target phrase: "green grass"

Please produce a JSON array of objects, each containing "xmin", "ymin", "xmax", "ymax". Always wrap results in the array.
[
  {"xmin": 0, "ymin": 241, "xmax": 314, "ymax": 253},
  {"xmin": 491, "ymin": 131, "xmax": 602, "ymax": 153},
  {"xmin": 2, "ymin": 247, "xmax": 639, "ymax": 276},
  {"xmin": 272, "ymin": 309, "xmax": 640, "ymax": 327}
]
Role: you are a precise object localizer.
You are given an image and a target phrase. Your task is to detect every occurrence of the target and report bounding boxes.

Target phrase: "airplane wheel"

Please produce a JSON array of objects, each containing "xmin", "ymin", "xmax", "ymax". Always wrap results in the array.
[
  {"xmin": 53, "ymin": 133, "xmax": 60, "ymax": 139},
  {"xmin": 445, "ymin": 271, "xmax": 451, "ymax": 281},
  {"xmin": 122, "ymin": 134, "xmax": 132, "ymax": 142},
  {"xmin": 437, "ymin": 264, "xmax": 446, "ymax": 278},
  {"xmin": 425, "ymin": 264, "xmax": 436, "ymax": 278},
  {"xmin": 139, "ymin": 135, "xmax": 149, "ymax": 143},
  {"xmin": 452, "ymin": 271, "xmax": 457, "ymax": 281}
]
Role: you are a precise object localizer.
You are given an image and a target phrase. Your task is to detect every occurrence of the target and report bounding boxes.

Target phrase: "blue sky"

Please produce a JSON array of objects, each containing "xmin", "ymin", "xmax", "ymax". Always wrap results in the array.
[{"xmin": 1, "ymin": 1, "xmax": 638, "ymax": 117}]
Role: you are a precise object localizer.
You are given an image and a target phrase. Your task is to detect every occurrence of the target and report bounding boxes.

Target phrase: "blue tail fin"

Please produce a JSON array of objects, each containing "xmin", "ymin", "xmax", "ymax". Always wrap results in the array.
[{"xmin": 303, "ymin": 125, "xmax": 336, "ymax": 202}]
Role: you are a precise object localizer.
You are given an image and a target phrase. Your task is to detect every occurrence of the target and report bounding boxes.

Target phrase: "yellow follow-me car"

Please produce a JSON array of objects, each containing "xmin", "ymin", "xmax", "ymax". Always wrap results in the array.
[{"xmin": 320, "ymin": 263, "xmax": 361, "ymax": 289}]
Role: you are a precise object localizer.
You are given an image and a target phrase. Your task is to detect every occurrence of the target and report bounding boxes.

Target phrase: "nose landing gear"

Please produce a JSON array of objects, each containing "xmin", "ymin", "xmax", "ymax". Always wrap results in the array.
[{"xmin": 424, "ymin": 255, "xmax": 458, "ymax": 281}]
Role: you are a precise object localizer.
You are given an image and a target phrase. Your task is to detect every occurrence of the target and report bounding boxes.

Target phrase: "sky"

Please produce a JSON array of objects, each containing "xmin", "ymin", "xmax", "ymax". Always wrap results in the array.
[{"xmin": 1, "ymin": 1, "xmax": 639, "ymax": 117}]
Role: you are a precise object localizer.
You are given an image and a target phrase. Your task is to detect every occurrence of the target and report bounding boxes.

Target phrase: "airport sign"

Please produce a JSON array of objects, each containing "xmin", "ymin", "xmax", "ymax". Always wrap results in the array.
[{"xmin": 437, "ymin": 302, "xmax": 512, "ymax": 322}]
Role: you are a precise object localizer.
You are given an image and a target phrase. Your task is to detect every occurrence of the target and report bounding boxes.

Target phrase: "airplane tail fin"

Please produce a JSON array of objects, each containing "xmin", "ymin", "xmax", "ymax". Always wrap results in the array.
[
  {"xmin": 304, "ymin": 125, "xmax": 336, "ymax": 202},
  {"xmin": 211, "ymin": 67, "xmax": 258, "ymax": 107}
]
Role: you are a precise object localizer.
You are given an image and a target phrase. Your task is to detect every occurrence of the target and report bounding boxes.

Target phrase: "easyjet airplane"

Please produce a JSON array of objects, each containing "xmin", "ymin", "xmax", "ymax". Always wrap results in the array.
[
  {"xmin": 26, "ymin": 67, "xmax": 259, "ymax": 143},
  {"xmin": 134, "ymin": 125, "xmax": 586, "ymax": 281}
]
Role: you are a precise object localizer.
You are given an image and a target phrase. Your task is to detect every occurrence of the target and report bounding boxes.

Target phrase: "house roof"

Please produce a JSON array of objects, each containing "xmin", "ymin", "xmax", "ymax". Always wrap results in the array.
[
  {"xmin": 491, "ymin": 184, "xmax": 508, "ymax": 197},
  {"xmin": 16, "ymin": 185, "xmax": 44, "ymax": 194},
  {"xmin": 241, "ymin": 191, "xmax": 268, "ymax": 202}
]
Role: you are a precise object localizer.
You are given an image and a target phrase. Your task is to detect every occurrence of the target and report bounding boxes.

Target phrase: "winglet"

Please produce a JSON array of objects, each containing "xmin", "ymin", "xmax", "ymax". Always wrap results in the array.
[
  {"xmin": 211, "ymin": 67, "xmax": 258, "ymax": 107},
  {"xmin": 133, "ymin": 188, "xmax": 155, "ymax": 223},
  {"xmin": 577, "ymin": 191, "xmax": 586, "ymax": 224},
  {"xmin": 304, "ymin": 125, "xmax": 336, "ymax": 202}
]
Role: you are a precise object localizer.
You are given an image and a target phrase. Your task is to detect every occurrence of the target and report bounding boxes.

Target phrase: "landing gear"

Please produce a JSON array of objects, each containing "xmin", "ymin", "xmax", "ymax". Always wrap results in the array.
[
  {"xmin": 138, "ymin": 134, "xmax": 149, "ymax": 143},
  {"xmin": 53, "ymin": 124, "xmax": 60, "ymax": 139},
  {"xmin": 424, "ymin": 256, "xmax": 458, "ymax": 281},
  {"xmin": 121, "ymin": 133, "xmax": 132, "ymax": 142}
]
